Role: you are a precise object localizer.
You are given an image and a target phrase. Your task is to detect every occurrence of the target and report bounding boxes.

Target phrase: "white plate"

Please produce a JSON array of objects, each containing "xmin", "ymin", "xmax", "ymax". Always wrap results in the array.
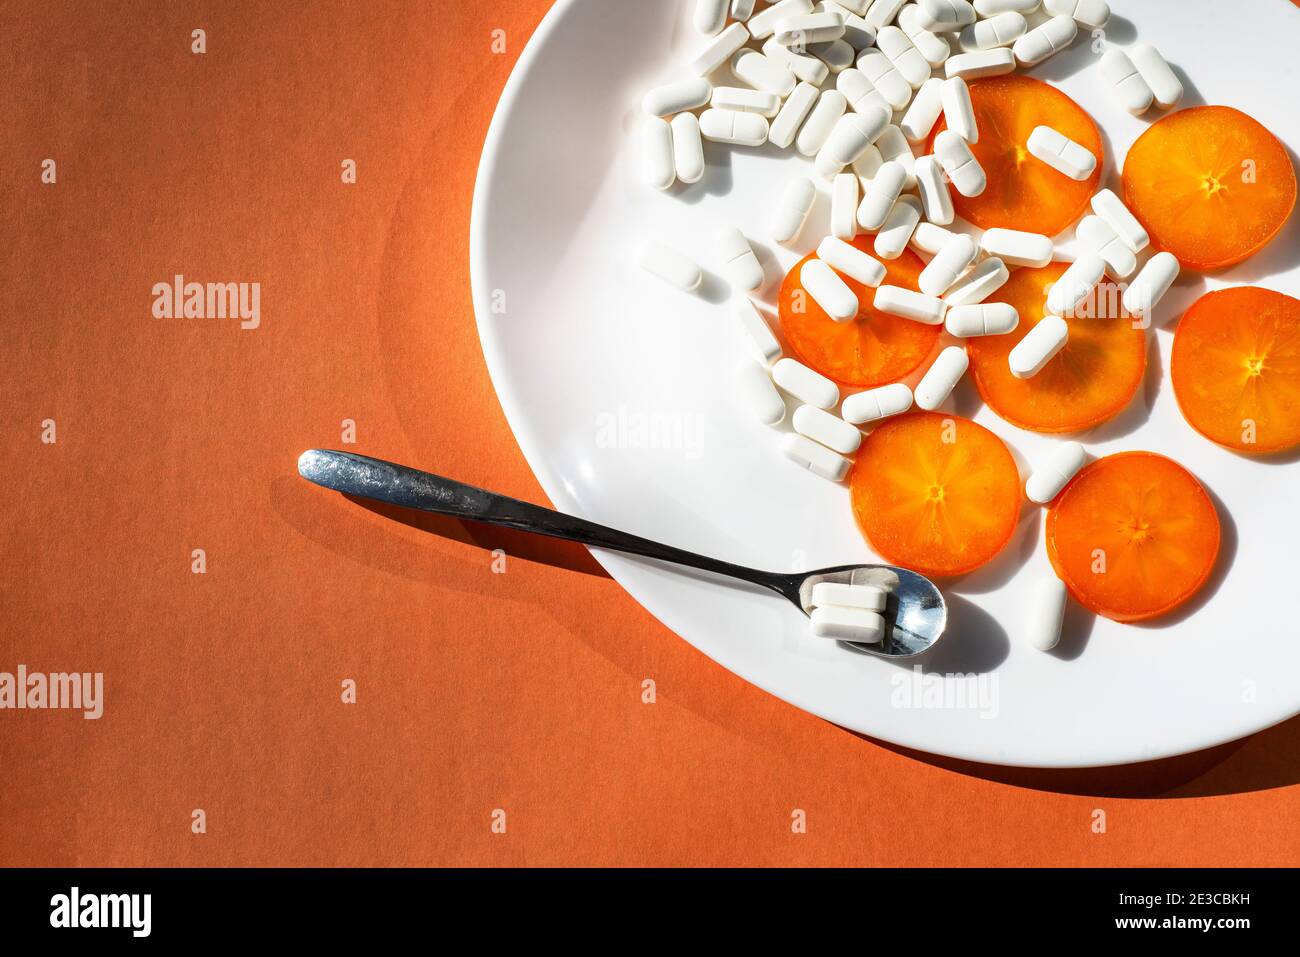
[{"xmin": 470, "ymin": 0, "xmax": 1300, "ymax": 767}]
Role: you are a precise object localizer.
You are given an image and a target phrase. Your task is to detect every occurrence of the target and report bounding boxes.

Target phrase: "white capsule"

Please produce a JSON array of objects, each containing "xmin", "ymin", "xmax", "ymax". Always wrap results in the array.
[
  {"xmin": 1026, "ymin": 125, "xmax": 1096, "ymax": 181},
  {"xmin": 935, "ymin": 129, "xmax": 986, "ymax": 197},
  {"xmin": 639, "ymin": 240, "xmax": 702, "ymax": 291},
  {"xmin": 1122, "ymin": 252, "xmax": 1179, "ymax": 321},
  {"xmin": 945, "ymin": 47, "xmax": 1016, "ymax": 79},
  {"xmin": 642, "ymin": 78, "xmax": 713, "ymax": 117},
  {"xmin": 641, "ymin": 117, "xmax": 675, "ymax": 191},
  {"xmin": 736, "ymin": 359, "xmax": 787, "ymax": 425},
  {"xmin": 1099, "ymin": 48, "xmax": 1154, "ymax": 115},
  {"xmin": 733, "ymin": 297, "xmax": 783, "ymax": 364},
  {"xmin": 824, "ymin": 0, "xmax": 871, "ymax": 13},
  {"xmin": 945, "ymin": 302, "xmax": 1018, "ymax": 337},
  {"xmin": 775, "ymin": 11, "xmax": 848, "ymax": 46},
  {"xmin": 731, "ymin": 50, "xmax": 798, "ymax": 98},
  {"xmin": 981, "ymin": 227, "xmax": 1053, "ymax": 268},
  {"xmin": 748, "ymin": 0, "xmax": 814, "ymax": 39},
  {"xmin": 811, "ymin": 604, "xmax": 884, "ymax": 641},
  {"xmin": 874, "ymin": 285, "xmax": 947, "ymax": 324},
  {"xmin": 774, "ymin": 357, "xmax": 841, "ymax": 409},
  {"xmin": 810, "ymin": 38, "xmax": 857, "ymax": 73},
  {"xmin": 821, "ymin": 108, "xmax": 890, "ymax": 170},
  {"xmin": 1076, "ymin": 214, "xmax": 1137, "ymax": 278},
  {"xmin": 1129, "ymin": 43, "xmax": 1181, "ymax": 110},
  {"xmin": 831, "ymin": 173, "xmax": 860, "ymax": 241},
  {"xmin": 855, "ymin": 49, "xmax": 912, "ymax": 111},
  {"xmin": 897, "ymin": 5, "xmax": 951, "ymax": 66},
  {"xmin": 782, "ymin": 433, "xmax": 853, "ymax": 482},
  {"xmin": 712, "ymin": 86, "xmax": 783, "ymax": 116},
  {"xmin": 1043, "ymin": 0, "xmax": 1109, "ymax": 29},
  {"xmin": 700, "ymin": 108, "xmax": 771, "ymax": 146},
  {"xmin": 1026, "ymin": 441, "xmax": 1086, "ymax": 504},
  {"xmin": 975, "ymin": 0, "xmax": 1039, "ymax": 13},
  {"xmin": 940, "ymin": 77, "xmax": 978, "ymax": 143},
  {"xmin": 1012, "ymin": 14, "xmax": 1076, "ymax": 67},
  {"xmin": 732, "ymin": 0, "xmax": 758, "ymax": 19},
  {"xmin": 797, "ymin": 91, "xmax": 848, "ymax": 156},
  {"xmin": 696, "ymin": 0, "xmax": 730, "ymax": 34},
  {"xmin": 842, "ymin": 382, "xmax": 914, "ymax": 424},
  {"xmin": 901, "ymin": 77, "xmax": 945, "ymax": 144},
  {"xmin": 1090, "ymin": 190, "xmax": 1148, "ymax": 254},
  {"xmin": 851, "ymin": 144, "xmax": 884, "ymax": 181},
  {"xmin": 875, "ymin": 194, "xmax": 923, "ymax": 260},
  {"xmin": 945, "ymin": 256, "xmax": 1008, "ymax": 305},
  {"xmin": 822, "ymin": 2, "xmax": 876, "ymax": 46},
  {"xmin": 1045, "ymin": 253, "xmax": 1104, "ymax": 316},
  {"xmin": 818, "ymin": 237, "xmax": 888, "ymax": 289},
  {"xmin": 836, "ymin": 67, "xmax": 892, "ymax": 117},
  {"xmin": 874, "ymin": 125, "xmax": 916, "ymax": 187},
  {"xmin": 812, "ymin": 581, "xmax": 887, "ymax": 611},
  {"xmin": 717, "ymin": 227, "xmax": 765, "ymax": 293},
  {"xmin": 915, "ymin": 346, "xmax": 969, "ymax": 410},
  {"xmin": 772, "ymin": 177, "xmax": 819, "ymax": 244},
  {"xmin": 794, "ymin": 404, "xmax": 863, "ymax": 454},
  {"xmin": 863, "ymin": 0, "xmax": 908, "ymax": 28},
  {"xmin": 916, "ymin": 0, "xmax": 976, "ymax": 30},
  {"xmin": 767, "ymin": 84, "xmax": 817, "ymax": 150},
  {"xmin": 1025, "ymin": 577, "xmax": 1068, "ymax": 652},
  {"xmin": 691, "ymin": 22, "xmax": 753, "ymax": 76},
  {"xmin": 959, "ymin": 10, "xmax": 1026, "ymax": 51},
  {"xmin": 802, "ymin": 258, "xmax": 860, "ymax": 322},
  {"xmin": 910, "ymin": 221, "xmax": 958, "ymax": 256},
  {"xmin": 876, "ymin": 26, "xmax": 931, "ymax": 88},
  {"xmin": 762, "ymin": 34, "xmax": 832, "ymax": 85},
  {"xmin": 920, "ymin": 233, "xmax": 978, "ymax": 296},
  {"xmin": 857, "ymin": 160, "xmax": 907, "ymax": 230},
  {"xmin": 1009, "ymin": 315, "xmax": 1068, "ymax": 378},
  {"xmin": 915, "ymin": 155, "xmax": 954, "ymax": 225},
  {"xmin": 670, "ymin": 114, "xmax": 706, "ymax": 185}
]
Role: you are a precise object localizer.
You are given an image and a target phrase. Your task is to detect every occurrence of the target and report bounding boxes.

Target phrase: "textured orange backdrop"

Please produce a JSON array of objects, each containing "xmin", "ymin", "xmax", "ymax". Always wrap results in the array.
[{"xmin": 3, "ymin": 0, "xmax": 1300, "ymax": 867}]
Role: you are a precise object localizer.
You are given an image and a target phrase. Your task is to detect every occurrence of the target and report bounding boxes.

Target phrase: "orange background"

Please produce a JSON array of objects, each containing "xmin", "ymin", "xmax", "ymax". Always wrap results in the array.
[{"xmin": 3, "ymin": 0, "xmax": 1300, "ymax": 867}]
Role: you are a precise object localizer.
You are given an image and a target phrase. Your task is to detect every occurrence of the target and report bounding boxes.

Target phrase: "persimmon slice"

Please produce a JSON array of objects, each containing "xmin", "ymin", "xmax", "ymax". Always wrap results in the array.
[
  {"xmin": 849, "ymin": 411, "xmax": 1021, "ymax": 577},
  {"xmin": 1122, "ymin": 106, "xmax": 1297, "ymax": 271},
  {"xmin": 966, "ymin": 262, "xmax": 1146, "ymax": 433},
  {"xmin": 928, "ymin": 74, "xmax": 1102, "ymax": 236},
  {"xmin": 1045, "ymin": 452, "xmax": 1220, "ymax": 622},
  {"xmin": 1171, "ymin": 286, "xmax": 1300, "ymax": 453},
  {"xmin": 779, "ymin": 237, "xmax": 940, "ymax": 388}
]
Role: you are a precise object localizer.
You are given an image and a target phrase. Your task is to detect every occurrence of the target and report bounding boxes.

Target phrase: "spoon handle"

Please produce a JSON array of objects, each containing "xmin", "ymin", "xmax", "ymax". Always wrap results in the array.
[{"xmin": 297, "ymin": 450, "xmax": 798, "ymax": 600}]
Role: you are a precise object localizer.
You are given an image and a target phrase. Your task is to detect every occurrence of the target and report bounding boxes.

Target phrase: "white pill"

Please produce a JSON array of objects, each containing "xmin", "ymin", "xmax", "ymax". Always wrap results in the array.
[
  {"xmin": 818, "ymin": 236, "xmax": 888, "ymax": 287},
  {"xmin": 852, "ymin": 144, "xmax": 884, "ymax": 179},
  {"xmin": 1091, "ymin": 189, "xmax": 1149, "ymax": 253},
  {"xmin": 691, "ymin": 22, "xmax": 753, "ymax": 76},
  {"xmin": 1026, "ymin": 125, "xmax": 1096, "ymax": 181},
  {"xmin": 1026, "ymin": 441, "xmax": 1086, "ymax": 504},
  {"xmin": 1026, "ymin": 577, "xmax": 1068, "ymax": 652},
  {"xmin": 825, "ymin": 0, "xmax": 871, "ymax": 13},
  {"xmin": 959, "ymin": 11, "xmax": 1026, "ymax": 51},
  {"xmin": 920, "ymin": 233, "xmax": 978, "ymax": 296},
  {"xmin": 901, "ymin": 77, "xmax": 945, "ymax": 143},
  {"xmin": 670, "ymin": 114, "xmax": 706, "ymax": 185},
  {"xmin": 642, "ymin": 78, "xmax": 713, "ymax": 117},
  {"xmin": 1122, "ymin": 251, "xmax": 1179, "ymax": 321},
  {"xmin": 772, "ymin": 177, "xmax": 819, "ymax": 244},
  {"xmin": 811, "ymin": 604, "xmax": 885, "ymax": 641},
  {"xmin": 842, "ymin": 382, "xmax": 914, "ymax": 424},
  {"xmin": 1129, "ymin": 43, "xmax": 1182, "ymax": 110},
  {"xmin": 642, "ymin": 117, "xmax": 675, "ymax": 191},
  {"xmin": 712, "ymin": 86, "xmax": 783, "ymax": 116},
  {"xmin": 857, "ymin": 160, "xmax": 907, "ymax": 230},
  {"xmin": 916, "ymin": 0, "xmax": 976, "ymax": 30},
  {"xmin": 1012, "ymin": 14, "xmax": 1076, "ymax": 67},
  {"xmin": 812, "ymin": 580, "xmax": 888, "ymax": 611},
  {"xmin": 897, "ymin": 5, "xmax": 951, "ymax": 67},
  {"xmin": 696, "ymin": 0, "xmax": 730, "ymax": 34},
  {"xmin": 821, "ymin": 108, "xmax": 890, "ymax": 169},
  {"xmin": 980, "ymin": 227, "xmax": 1053, "ymax": 268},
  {"xmin": 863, "ymin": 0, "xmax": 907, "ymax": 28},
  {"xmin": 874, "ymin": 285, "xmax": 947, "ymax": 324},
  {"xmin": 732, "ymin": 0, "xmax": 758, "ymax": 19},
  {"xmin": 797, "ymin": 91, "xmax": 848, "ymax": 156},
  {"xmin": 935, "ymin": 129, "xmax": 986, "ymax": 197},
  {"xmin": 794, "ymin": 404, "xmax": 863, "ymax": 454},
  {"xmin": 914, "ymin": 346, "xmax": 969, "ymax": 410},
  {"xmin": 945, "ymin": 47, "xmax": 1016, "ymax": 79},
  {"xmin": 717, "ymin": 227, "xmax": 765, "ymax": 292},
  {"xmin": 736, "ymin": 359, "xmax": 787, "ymax": 425},
  {"xmin": 802, "ymin": 258, "xmax": 860, "ymax": 322},
  {"xmin": 1099, "ymin": 48, "xmax": 1153, "ymax": 115},
  {"xmin": 940, "ymin": 77, "xmax": 978, "ymax": 143},
  {"xmin": 1045, "ymin": 253, "xmax": 1104, "ymax": 316},
  {"xmin": 945, "ymin": 302, "xmax": 1018, "ymax": 337},
  {"xmin": 875, "ymin": 194, "xmax": 923, "ymax": 259},
  {"xmin": 731, "ymin": 49, "xmax": 799, "ymax": 97},
  {"xmin": 855, "ymin": 49, "xmax": 912, "ymax": 111},
  {"xmin": 915, "ymin": 155, "xmax": 954, "ymax": 225},
  {"xmin": 763, "ymin": 35, "xmax": 832, "ymax": 85},
  {"xmin": 1043, "ymin": 0, "xmax": 1109, "ymax": 29},
  {"xmin": 831, "ymin": 173, "xmax": 861, "ymax": 240},
  {"xmin": 874, "ymin": 125, "xmax": 916, "ymax": 188},
  {"xmin": 782, "ymin": 433, "xmax": 853, "ymax": 482},
  {"xmin": 775, "ymin": 11, "xmax": 847, "ymax": 46},
  {"xmin": 769, "ymin": 82, "xmax": 820, "ymax": 149},
  {"xmin": 810, "ymin": 38, "xmax": 857, "ymax": 73},
  {"xmin": 910, "ymin": 221, "xmax": 958, "ymax": 256},
  {"xmin": 748, "ymin": 0, "xmax": 814, "ymax": 39},
  {"xmin": 733, "ymin": 297, "xmax": 783, "ymax": 364},
  {"xmin": 975, "ymin": 0, "xmax": 1039, "ymax": 13},
  {"xmin": 1076, "ymin": 214, "xmax": 1137, "ymax": 278},
  {"xmin": 1009, "ymin": 315, "xmax": 1068, "ymax": 378},
  {"xmin": 876, "ymin": 26, "xmax": 931, "ymax": 88},
  {"xmin": 837, "ymin": 67, "xmax": 892, "ymax": 116},
  {"xmin": 774, "ymin": 357, "xmax": 840, "ymax": 408},
  {"xmin": 823, "ymin": 3, "xmax": 876, "ymax": 47},
  {"xmin": 639, "ymin": 240, "xmax": 702, "ymax": 291},
  {"xmin": 945, "ymin": 256, "xmax": 1008, "ymax": 305},
  {"xmin": 700, "ymin": 108, "xmax": 771, "ymax": 146}
]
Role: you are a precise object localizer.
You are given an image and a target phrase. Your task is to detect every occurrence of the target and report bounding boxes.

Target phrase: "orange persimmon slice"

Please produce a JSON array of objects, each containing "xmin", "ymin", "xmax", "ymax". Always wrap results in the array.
[
  {"xmin": 1045, "ymin": 452, "xmax": 1220, "ymax": 622},
  {"xmin": 849, "ymin": 411, "xmax": 1021, "ymax": 577},
  {"xmin": 1171, "ymin": 286, "xmax": 1300, "ymax": 453},
  {"xmin": 927, "ymin": 74, "xmax": 1103, "ymax": 236},
  {"xmin": 779, "ymin": 237, "xmax": 940, "ymax": 388},
  {"xmin": 966, "ymin": 262, "xmax": 1146, "ymax": 433},
  {"xmin": 1122, "ymin": 106, "xmax": 1297, "ymax": 271}
]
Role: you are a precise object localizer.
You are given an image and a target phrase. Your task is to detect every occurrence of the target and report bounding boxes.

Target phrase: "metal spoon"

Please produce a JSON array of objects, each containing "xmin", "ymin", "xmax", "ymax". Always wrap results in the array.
[{"xmin": 297, "ymin": 449, "xmax": 947, "ymax": 658}]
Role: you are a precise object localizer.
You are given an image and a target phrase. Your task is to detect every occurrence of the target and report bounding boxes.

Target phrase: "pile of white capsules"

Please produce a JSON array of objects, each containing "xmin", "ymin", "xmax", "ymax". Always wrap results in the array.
[{"xmin": 637, "ymin": 0, "xmax": 1184, "ymax": 648}]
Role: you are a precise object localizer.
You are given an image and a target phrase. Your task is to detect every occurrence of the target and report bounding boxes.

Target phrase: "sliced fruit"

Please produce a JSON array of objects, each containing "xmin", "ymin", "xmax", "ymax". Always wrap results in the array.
[
  {"xmin": 1122, "ymin": 105, "xmax": 1297, "ymax": 271},
  {"xmin": 966, "ymin": 262, "xmax": 1146, "ymax": 433},
  {"xmin": 928, "ymin": 74, "xmax": 1103, "ymax": 236},
  {"xmin": 1171, "ymin": 286, "xmax": 1300, "ymax": 453},
  {"xmin": 1046, "ymin": 452, "xmax": 1220, "ymax": 622},
  {"xmin": 779, "ymin": 237, "xmax": 941, "ymax": 388},
  {"xmin": 849, "ymin": 411, "xmax": 1021, "ymax": 577}
]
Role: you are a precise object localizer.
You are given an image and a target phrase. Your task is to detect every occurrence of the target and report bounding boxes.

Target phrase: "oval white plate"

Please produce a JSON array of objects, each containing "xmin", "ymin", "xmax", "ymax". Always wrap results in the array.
[{"xmin": 470, "ymin": 0, "xmax": 1300, "ymax": 767}]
